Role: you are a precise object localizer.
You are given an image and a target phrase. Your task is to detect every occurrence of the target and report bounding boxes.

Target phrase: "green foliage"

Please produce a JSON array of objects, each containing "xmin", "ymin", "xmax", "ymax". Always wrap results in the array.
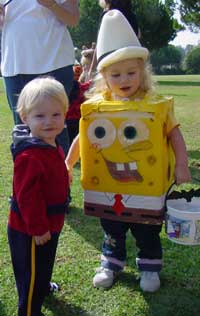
[
  {"xmin": 179, "ymin": 0, "xmax": 200, "ymax": 31},
  {"xmin": 150, "ymin": 45, "xmax": 184, "ymax": 74},
  {"xmin": 70, "ymin": 0, "xmax": 101, "ymax": 48},
  {"xmin": 183, "ymin": 46, "xmax": 200, "ymax": 74},
  {"xmin": 134, "ymin": 0, "xmax": 177, "ymax": 50},
  {"xmin": 70, "ymin": 0, "xmax": 180, "ymax": 50}
]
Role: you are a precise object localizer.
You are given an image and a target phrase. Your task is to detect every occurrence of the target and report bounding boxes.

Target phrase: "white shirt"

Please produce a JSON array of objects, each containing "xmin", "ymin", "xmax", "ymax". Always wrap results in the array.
[
  {"xmin": 1, "ymin": 0, "xmax": 75, "ymax": 76},
  {"xmin": 84, "ymin": 190, "xmax": 166, "ymax": 211}
]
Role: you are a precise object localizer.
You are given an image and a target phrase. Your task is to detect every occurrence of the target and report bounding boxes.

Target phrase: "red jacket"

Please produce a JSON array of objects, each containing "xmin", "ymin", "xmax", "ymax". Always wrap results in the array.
[{"xmin": 9, "ymin": 134, "xmax": 69, "ymax": 236}]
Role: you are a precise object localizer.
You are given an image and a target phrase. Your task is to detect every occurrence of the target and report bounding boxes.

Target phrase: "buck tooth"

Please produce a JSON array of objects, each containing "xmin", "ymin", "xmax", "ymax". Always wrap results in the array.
[
  {"xmin": 129, "ymin": 162, "xmax": 137, "ymax": 170},
  {"xmin": 116, "ymin": 163, "xmax": 125, "ymax": 171}
]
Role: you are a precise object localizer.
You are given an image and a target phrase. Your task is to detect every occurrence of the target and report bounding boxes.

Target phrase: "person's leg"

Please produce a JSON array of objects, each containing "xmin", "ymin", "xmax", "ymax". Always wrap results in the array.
[
  {"xmin": 3, "ymin": 75, "xmax": 36, "ymax": 125},
  {"xmin": 48, "ymin": 66, "xmax": 74, "ymax": 156},
  {"xmin": 31, "ymin": 233, "xmax": 60, "ymax": 315},
  {"xmin": 93, "ymin": 219, "xmax": 129, "ymax": 288},
  {"xmin": 8, "ymin": 227, "xmax": 59, "ymax": 316},
  {"xmin": 131, "ymin": 223, "xmax": 163, "ymax": 269},
  {"xmin": 7, "ymin": 226, "xmax": 33, "ymax": 316},
  {"xmin": 100, "ymin": 218, "xmax": 129, "ymax": 271},
  {"xmin": 49, "ymin": 66, "xmax": 74, "ymax": 96},
  {"xmin": 131, "ymin": 223, "xmax": 163, "ymax": 292}
]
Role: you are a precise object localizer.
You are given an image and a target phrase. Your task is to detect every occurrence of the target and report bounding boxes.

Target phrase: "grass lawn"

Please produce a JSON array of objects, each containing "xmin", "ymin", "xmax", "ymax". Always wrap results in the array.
[
  {"xmin": 0, "ymin": 76, "xmax": 200, "ymax": 316},
  {"xmin": 155, "ymin": 74, "xmax": 200, "ymax": 86},
  {"xmin": 155, "ymin": 74, "xmax": 200, "ymax": 82}
]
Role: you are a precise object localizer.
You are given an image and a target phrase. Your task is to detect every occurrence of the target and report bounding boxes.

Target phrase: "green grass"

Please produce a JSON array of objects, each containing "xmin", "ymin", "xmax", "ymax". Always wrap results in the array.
[
  {"xmin": 0, "ymin": 76, "xmax": 200, "ymax": 316},
  {"xmin": 155, "ymin": 74, "xmax": 200, "ymax": 86},
  {"xmin": 155, "ymin": 75, "xmax": 200, "ymax": 82}
]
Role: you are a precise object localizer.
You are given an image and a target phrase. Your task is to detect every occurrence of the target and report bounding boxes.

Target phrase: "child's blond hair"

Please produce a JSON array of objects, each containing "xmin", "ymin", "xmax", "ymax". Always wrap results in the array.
[
  {"xmin": 87, "ymin": 58, "xmax": 155, "ymax": 98},
  {"xmin": 17, "ymin": 77, "xmax": 68, "ymax": 118}
]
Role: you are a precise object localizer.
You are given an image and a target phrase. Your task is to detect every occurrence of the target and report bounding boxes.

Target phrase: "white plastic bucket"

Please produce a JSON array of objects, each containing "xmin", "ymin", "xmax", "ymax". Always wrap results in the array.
[{"xmin": 166, "ymin": 197, "xmax": 200, "ymax": 245}]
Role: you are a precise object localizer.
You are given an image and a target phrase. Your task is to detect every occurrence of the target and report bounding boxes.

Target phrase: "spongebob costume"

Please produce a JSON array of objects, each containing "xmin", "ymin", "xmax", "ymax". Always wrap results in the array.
[
  {"xmin": 78, "ymin": 9, "xmax": 180, "ymax": 284},
  {"xmin": 79, "ymin": 92, "xmax": 176, "ymax": 225}
]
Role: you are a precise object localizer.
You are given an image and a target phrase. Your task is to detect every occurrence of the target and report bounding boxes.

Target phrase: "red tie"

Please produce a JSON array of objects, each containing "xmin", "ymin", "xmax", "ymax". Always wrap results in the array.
[{"xmin": 112, "ymin": 194, "xmax": 124, "ymax": 215}]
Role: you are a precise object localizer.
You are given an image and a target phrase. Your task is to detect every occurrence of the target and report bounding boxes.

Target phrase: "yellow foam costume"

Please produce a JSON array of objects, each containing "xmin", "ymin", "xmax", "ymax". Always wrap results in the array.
[{"xmin": 79, "ymin": 93, "xmax": 176, "ymax": 224}]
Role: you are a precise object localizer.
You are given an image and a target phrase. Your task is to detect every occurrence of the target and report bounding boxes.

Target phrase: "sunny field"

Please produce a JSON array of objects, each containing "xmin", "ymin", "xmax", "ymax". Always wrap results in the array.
[{"xmin": 0, "ymin": 76, "xmax": 200, "ymax": 316}]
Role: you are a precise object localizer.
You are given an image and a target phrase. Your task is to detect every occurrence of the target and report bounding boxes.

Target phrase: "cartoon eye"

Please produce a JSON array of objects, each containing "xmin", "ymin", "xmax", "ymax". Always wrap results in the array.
[
  {"xmin": 87, "ymin": 119, "xmax": 116, "ymax": 148},
  {"xmin": 118, "ymin": 119, "xmax": 149, "ymax": 146},
  {"xmin": 124, "ymin": 126, "xmax": 137, "ymax": 139}
]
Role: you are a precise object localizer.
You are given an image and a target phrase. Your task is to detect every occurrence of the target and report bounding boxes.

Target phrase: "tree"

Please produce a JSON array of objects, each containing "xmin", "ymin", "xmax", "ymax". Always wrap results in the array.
[
  {"xmin": 183, "ymin": 46, "xmax": 200, "ymax": 74},
  {"xmin": 70, "ymin": 0, "xmax": 180, "ymax": 50},
  {"xmin": 150, "ymin": 45, "xmax": 184, "ymax": 74},
  {"xmin": 179, "ymin": 0, "xmax": 200, "ymax": 31},
  {"xmin": 69, "ymin": 0, "xmax": 101, "ymax": 48},
  {"xmin": 134, "ymin": 0, "xmax": 178, "ymax": 50}
]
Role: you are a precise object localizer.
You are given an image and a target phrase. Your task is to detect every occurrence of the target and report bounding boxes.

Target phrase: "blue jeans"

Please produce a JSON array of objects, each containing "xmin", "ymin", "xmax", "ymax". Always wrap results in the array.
[
  {"xmin": 3, "ymin": 66, "xmax": 74, "ymax": 156},
  {"xmin": 100, "ymin": 218, "xmax": 163, "ymax": 272}
]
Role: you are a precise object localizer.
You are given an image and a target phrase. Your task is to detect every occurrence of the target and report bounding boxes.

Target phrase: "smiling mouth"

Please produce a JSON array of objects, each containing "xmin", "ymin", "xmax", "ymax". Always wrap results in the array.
[
  {"xmin": 104, "ymin": 159, "xmax": 143, "ymax": 182},
  {"xmin": 43, "ymin": 128, "xmax": 55, "ymax": 131}
]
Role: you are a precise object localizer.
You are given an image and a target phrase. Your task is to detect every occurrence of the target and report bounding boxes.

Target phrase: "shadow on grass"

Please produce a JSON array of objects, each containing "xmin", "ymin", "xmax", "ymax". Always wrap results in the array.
[
  {"xmin": 158, "ymin": 81, "xmax": 200, "ymax": 86},
  {"xmin": 143, "ymin": 283, "xmax": 200, "ymax": 316},
  {"xmin": 44, "ymin": 295, "xmax": 90, "ymax": 316},
  {"xmin": 116, "ymin": 270, "xmax": 138, "ymax": 287},
  {"xmin": 162, "ymin": 93, "xmax": 188, "ymax": 97},
  {"xmin": 66, "ymin": 206, "xmax": 103, "ymax": 250},
  {"xmin": 43, "ymin": 273, "xmax": 200, "ymax": 316},
  {"xmin": 114, "ymin": 271, "xmax": 200, "ymax": 316},
  {"xmin": 0, "ymin": 301, "xmax": 6, "ymax": 316}
]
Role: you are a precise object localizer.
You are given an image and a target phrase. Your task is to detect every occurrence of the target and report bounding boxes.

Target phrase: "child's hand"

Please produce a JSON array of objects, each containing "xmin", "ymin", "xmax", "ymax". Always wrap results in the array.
[
  {"xmin": 34, "ymin": 231, "xmax": 51, "ymax": 246},
  {"xmin": 174, "ymin": 164, "xmax": 192, "ymax": 185},
  {"xmin": 65, "ymin": 134, "xmax": 80, "ymax": 184}
]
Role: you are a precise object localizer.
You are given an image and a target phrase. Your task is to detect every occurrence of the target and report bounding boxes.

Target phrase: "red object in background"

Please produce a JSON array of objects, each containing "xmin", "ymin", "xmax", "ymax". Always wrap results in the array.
[
  {"xmin": 66, "ymin": 81, "xmax": 91, "ymax": 120},
  {"xmin": 73, "ymin": 64, "xmax": 83, "ymax": 81}
]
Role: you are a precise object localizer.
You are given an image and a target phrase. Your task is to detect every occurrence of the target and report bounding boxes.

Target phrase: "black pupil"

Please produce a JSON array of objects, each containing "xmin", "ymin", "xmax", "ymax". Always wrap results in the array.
[
  {"xmin": 124, "ymin": 126, "xmax": 137, "ymax": 139},
  {"xmin": 95, "ymin": 126, "xmax": 106, "ymax": 139}
]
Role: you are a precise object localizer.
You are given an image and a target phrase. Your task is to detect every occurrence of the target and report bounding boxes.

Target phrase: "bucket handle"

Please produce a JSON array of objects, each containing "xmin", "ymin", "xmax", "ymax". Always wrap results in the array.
[
  {"xmin": 164, "ymin": 182, "xmax": 200, "ymax": 213},
  {"xmin": 164, "ymin": 181, "xmax": 176, "ymax": 212},
  {"xmin": 167, "ymin": 186, "xmax": 200, "ymax": 203},
  {"xmin": 164, "ymin": 183, "xmax": 200, "ymax": 235}
]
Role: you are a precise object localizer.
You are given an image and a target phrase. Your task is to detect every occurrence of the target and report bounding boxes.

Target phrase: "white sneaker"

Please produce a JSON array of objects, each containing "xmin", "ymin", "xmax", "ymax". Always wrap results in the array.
[
  {"xmin": 93, "ymin": 267, "xmax": 114, "ymax": 289},
  {"xmin": 140, "ymin": 271, "xmax": 160, "ymax": 292}
]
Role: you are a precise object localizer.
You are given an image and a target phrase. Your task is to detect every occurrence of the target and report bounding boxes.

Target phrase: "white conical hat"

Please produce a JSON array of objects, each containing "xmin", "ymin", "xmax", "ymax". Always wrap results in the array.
[{"xmin": 97, "ymin": 9, "xmax": 149, "ymax": 71}]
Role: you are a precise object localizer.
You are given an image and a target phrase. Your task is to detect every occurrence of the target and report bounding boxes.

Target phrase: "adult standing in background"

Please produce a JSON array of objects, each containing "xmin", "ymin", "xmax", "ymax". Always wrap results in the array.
[{"xmin": 0, "ymin": 0, "xmax": 79, "ymax": 155}]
